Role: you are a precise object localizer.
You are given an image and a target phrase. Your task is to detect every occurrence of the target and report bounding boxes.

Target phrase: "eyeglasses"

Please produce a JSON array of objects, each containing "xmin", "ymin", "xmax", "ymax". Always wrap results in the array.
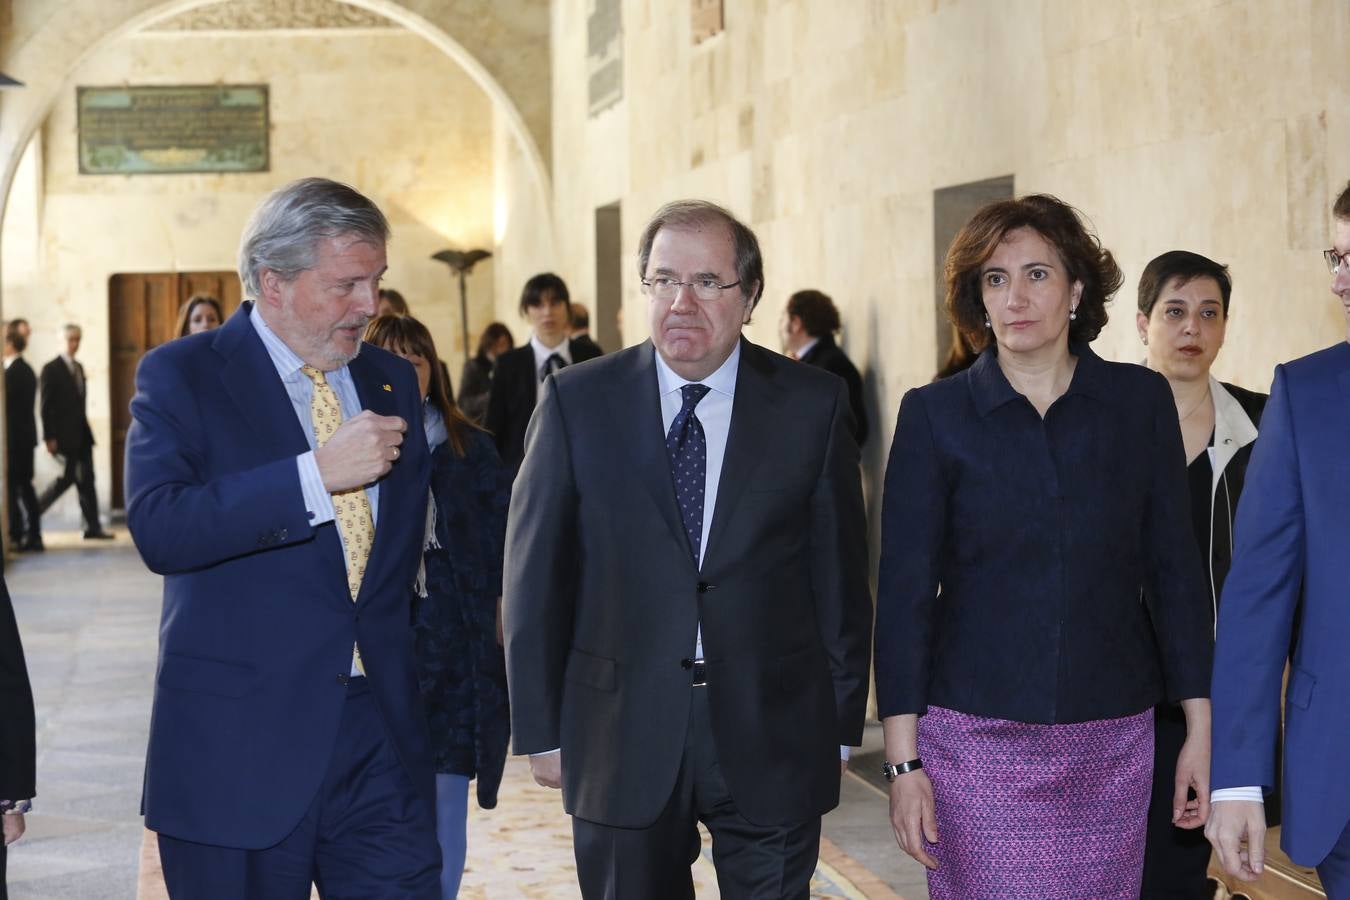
[
  {"xmin": 641, "ymin": 276, "xmax": 742, "ymax": 302},
  {"xmin": 1324, "ymin": 248, "xmax": 1348, "ymax": 275}
]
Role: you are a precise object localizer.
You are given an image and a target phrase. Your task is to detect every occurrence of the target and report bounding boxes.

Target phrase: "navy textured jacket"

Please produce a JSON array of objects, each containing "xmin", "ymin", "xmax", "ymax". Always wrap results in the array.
[
  {"xmin": 413, "ymin": 431, "xmax": 510, "ymax": 809},
  {"xmin": 874, "ymin": 344, "xmax": 1212, "ymax": 725}
]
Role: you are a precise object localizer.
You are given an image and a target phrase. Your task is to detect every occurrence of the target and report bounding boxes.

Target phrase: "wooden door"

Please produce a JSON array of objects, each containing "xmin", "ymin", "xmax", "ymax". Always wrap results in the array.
[{"xmin": 107, "ymin": 270, "xmax": 241, "ymax": 510}]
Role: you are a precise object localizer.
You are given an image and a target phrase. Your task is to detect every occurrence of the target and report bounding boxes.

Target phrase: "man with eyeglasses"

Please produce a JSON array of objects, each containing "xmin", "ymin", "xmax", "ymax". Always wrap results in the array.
[
  {"xmin": 503, "ymin": 199, "xmax": 872, "ymax": 898},
  {"xmin": 1207, "ymin": 179, "xmax": 1350, "ymax": 896}
]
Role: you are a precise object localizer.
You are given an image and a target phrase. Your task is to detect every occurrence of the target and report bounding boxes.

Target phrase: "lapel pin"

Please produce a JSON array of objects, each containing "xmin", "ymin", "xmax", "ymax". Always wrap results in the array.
[{"xmin": 382, "ymin": 383, "xmax": 392, "ymax": 392}]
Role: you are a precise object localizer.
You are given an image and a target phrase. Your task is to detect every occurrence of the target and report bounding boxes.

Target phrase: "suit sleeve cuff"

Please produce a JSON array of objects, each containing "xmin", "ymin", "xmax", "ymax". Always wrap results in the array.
[
  {"xmin": 1211, "ymin": 786, "xmax": 1264, "ymax": 803},
  {"xmin": 297, "ymin": 452, "xmax": 334, "ymax": 525},
  {"xmin": 840, "ymin": 745, "xmax": 851, "ymax": 761}
]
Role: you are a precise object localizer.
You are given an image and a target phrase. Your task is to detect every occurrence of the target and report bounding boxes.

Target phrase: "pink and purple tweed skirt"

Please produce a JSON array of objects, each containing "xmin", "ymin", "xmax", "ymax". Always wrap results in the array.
[{"xmin": 917, "ymin": 705, "xmax": 1154, "ymax": 899}]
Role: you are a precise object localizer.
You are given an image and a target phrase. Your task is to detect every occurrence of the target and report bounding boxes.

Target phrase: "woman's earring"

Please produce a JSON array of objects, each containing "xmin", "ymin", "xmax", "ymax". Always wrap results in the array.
[
  {"xmin": 984, "ymin": 316, "xmax": 992, "ymax": 329},
  {"xmin": 1141, "ymin": 335, "xmax": 1148, "ymax": 346},
  {"xmin": 1069, "ymin": 307, "xmax": 1078, "ymax": 321}
]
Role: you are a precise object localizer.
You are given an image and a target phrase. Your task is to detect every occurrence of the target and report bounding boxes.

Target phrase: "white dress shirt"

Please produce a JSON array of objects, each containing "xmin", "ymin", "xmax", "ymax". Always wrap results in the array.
[{"xmin": 530, "ymin": 334, "xmax": 572, "ymax": 404}]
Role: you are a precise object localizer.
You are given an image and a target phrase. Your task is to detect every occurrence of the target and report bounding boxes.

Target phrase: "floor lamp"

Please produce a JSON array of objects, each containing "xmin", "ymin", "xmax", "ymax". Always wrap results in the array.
[{"xmin": 431, "ymin": 248, "xmax": 491, "ymax": 361}]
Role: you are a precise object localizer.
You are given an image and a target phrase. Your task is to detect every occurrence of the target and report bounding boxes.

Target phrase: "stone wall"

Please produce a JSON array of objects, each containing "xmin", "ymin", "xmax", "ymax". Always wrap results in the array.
[{"xmin": 547, "ymin": 0, "xmax": 1350, "ymax": 535}]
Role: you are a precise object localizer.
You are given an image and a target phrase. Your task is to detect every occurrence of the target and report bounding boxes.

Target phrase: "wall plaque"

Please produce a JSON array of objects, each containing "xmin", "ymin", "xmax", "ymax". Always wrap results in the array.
[{"xmin": 77, "ymin": 85, "xmax": 269, "ymax": 175}]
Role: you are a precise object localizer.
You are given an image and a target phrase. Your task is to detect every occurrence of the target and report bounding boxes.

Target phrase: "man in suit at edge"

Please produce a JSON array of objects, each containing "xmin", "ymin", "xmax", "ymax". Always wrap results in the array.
[
  {"xmin": 37, "ymin": 323, "xmax": 111, "ymax": 539},
  {"xmin": 1207, "ymin": 178, "xmax": 1350, "ymax": 894},
  {"xmin": 483, "ymin": 273, "xmax": 602, "ymax": 473},
  {"xmin": 781, "ymin": 289, "xmax": 869, "ymax": 447},
  {"xmin": 5, "ymin": 321, "xmax": 42, "ymax": 552},
  {"xmin": 0, "ymin": 574, "xmax": 36, "ymax": 899},
  {"xmin": 125, "ymin": 178, "xmax": 439, "ymax": 898},
  {"xmin": 503, "ymin": 199, "xmax": 872, "ymax": 898}
]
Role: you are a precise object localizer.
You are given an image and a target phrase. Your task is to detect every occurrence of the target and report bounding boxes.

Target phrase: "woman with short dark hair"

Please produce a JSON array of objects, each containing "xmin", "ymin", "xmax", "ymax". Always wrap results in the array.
[
  {"xmin": 1135, "ymin": 250, "xmax": 1270, "ymax": 899},
  {"xmin": 875, "ymin": 195, "xmax": 1213, "ymax": 898}
]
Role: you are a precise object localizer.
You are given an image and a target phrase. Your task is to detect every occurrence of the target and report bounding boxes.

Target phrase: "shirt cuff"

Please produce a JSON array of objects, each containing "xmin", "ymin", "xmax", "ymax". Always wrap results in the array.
[
  {"xmin": 1, "ymin": 799, "xmax": 31, "ymax": 814},
  {"xmin": 297, "ymin": 452, "xmax": 335, "ymax": 525},
  {"xmin": 1211, "ymin": 786, "xmax": 1264, "ymax": 803},
  {"xmin": 840, "ymin": 746, "xmax": 851, "ymax": 761},
  {"xmin": 529, "ymin": 749, "xmax": 561, "ymax": 758}
]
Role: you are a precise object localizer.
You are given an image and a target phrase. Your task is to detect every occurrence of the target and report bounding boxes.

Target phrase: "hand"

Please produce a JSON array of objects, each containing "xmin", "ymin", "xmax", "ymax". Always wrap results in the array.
[
  {"xmin": 529, "ymin": 752, "xmax": 562, "ymax": 789},
  {"xmin": 314, "ymin": 411, "xmax": 407, "ymax": 493},
  {"xmin": 1173, "ymin": 733, "xmax": 1211, "ymax": 829},
  {"xmin": 888, "ymin": 770, "xmax": 939, "ymax": 870},
  {"xmin": 1206, "ymin": 799, "xmax": 1266, "ymax": 882},
  {"xmin": 3, "ymin": 812, "xmax": 25, "ymax": 845},
  {"xmin": 44, "ymin": 438, "xmax": 56, "ymax": 455}
]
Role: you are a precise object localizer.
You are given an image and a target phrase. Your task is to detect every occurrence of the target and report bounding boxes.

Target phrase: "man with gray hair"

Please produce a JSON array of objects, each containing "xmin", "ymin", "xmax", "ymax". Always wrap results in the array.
[
  {"xmin": 505, "ymin": 199, "xmax": 872, "ymax": 897},
  {"xmin": 125, "ymin": 177, "xmax": 439, "ymax": 897}
]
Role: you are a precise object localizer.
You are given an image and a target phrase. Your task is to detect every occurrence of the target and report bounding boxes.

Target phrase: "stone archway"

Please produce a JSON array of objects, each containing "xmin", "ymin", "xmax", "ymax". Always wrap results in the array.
[{"xmin": 0, "ymin": 0, "xmax": 554, "ymax": 243}]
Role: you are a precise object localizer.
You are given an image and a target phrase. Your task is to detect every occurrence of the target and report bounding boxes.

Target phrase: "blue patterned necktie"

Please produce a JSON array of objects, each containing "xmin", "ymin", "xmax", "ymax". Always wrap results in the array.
[{"xmin": 667, "ymin": 383, "xmax": 711, "ymax": 563}]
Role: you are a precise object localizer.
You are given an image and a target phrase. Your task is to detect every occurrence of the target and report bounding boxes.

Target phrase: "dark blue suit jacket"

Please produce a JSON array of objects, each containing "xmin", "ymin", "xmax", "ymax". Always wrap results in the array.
[
  {"xmin": 125, "ymin": 303, "xmax": 432, "ymax": 849},
  {"xmin": 1211, "ymin": 341, "xmax": 1350, "ymax": 865}
]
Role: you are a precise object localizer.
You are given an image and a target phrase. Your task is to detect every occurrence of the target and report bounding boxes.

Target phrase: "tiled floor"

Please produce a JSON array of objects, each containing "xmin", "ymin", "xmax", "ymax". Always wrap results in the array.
[{"xmin": 4, "ymin": 533, "xmax": 929, "ymax": 899}]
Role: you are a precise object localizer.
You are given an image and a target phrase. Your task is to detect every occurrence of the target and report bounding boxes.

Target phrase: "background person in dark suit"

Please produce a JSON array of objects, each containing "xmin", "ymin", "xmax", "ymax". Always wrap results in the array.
[
  {"xmin": 484, "ymin": 273, "xmax": 602, "ymax": 472},
  {"xmin": 568, "ymin": 301, "xmax": 603, "ymax": 357},
  {"xmin": 125, "ymin": 178, "xmax": 439, "ymax": 898},
  {"xmin": 0, "ymin": 575, "xmax": 36, "ymax": 900},
  {"xmin": 504, "ymin": 200, "xmax": 872, "ymax": 899},
  {"xmin": 5, "ymin": 321, "xmax": 41, "ymax": 552},
  {"xmin": 782, "ymin": 289, "xmax": 869, "ymax": 447},
  {"xmin": 457, "ymin": 322, "xmax": 513, "ymax": 424},
  {"xmin": 37, "ymin": 323, "xmax": 110, "ymax": 539}
]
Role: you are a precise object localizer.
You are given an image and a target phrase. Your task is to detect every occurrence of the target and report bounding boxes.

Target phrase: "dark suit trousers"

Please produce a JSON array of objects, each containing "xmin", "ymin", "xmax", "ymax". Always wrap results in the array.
[
  {"xmin": 572, "ymin": 687, "xmax": 821, "ymax": 900},
  {"xmin": 157, "ymin": 678, "xmax": 440, "ymax": 900},
  {"xmin": 6, "ymin": 465, "xmax": 38, "ymax": 546},
  {"xmin": 1140, "ymin": 703, "xmax": 1210, "ymax": 899},
  {"xmin": 37, "ymin": 445, "xmax": 98, "ymax": 533}
]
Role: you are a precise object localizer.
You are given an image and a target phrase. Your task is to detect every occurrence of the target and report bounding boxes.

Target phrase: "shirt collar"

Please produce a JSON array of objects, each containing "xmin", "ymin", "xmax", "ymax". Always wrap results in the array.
[
  {"xmin": 654, "ymin": 340, "xmax": 741, "ymax": 399},
  {"xmin": 795, "ymin": 337, "xmax": 820, "ymax": 360},
  {"xmin": 968, "ymin": 341, "xmax": 1112, "ymax": 417},
  {"xmin": 530, "ymin": 334, "xmax": 571, "ymax": 368},
  {"xmin": 250, "ymin": 302, "xmax": 307, "ymax": 380}
]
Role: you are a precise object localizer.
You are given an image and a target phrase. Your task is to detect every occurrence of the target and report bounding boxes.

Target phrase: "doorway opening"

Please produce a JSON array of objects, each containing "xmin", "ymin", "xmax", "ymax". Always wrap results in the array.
[
  {"xmin": 594, "ymin": 202, "xmax": 622, "ymax": 351},
  {"xmin": 107, "ymin": 270, "xmax": 241, "ymax": 509}
]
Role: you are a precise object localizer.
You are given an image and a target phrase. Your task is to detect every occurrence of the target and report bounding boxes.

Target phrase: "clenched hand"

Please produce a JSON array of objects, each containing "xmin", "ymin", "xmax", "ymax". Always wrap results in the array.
[{"xmin": 315, "ymin": 411, "xmax": 407, "ymax": 493}]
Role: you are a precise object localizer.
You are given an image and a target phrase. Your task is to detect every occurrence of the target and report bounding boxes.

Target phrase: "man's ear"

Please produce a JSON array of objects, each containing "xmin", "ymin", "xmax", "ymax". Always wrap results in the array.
[{"xmin": 259, "ymin": 268, "xmax": 285, "ymax": 308}]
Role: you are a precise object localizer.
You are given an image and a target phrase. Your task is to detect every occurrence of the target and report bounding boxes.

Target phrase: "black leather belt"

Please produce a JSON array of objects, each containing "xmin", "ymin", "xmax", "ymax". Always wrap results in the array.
[{"xmin": 681, "ymin": 658, "xmax": 707, "ymax": 686}]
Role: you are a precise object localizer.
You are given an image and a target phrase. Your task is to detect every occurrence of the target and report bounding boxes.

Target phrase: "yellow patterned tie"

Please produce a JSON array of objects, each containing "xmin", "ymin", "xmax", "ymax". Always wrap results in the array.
[{"xmin": 302, "ymin": 365, "xmax": 373, "ymax": 675}]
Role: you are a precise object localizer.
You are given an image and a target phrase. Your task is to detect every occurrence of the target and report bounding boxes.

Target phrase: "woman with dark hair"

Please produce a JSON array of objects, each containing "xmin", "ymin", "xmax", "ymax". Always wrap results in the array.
[
  {"xmin": 1134, "ymin": 251, "xmax": 1270, "ymax": 899},
  {"xmin": 875, "ymin": 195, "xmax": 1213, "ymax": 898},
  {"xmin": 175, "ymin": 294, "xmax": 223, "ymax": 337},
  {"xmin": 457, "ymin": 322, "xmax": 514, "ymax": 424},
  {"xmin": 363, "ymin": 315, "xmax": 510, "ymax": 900}
]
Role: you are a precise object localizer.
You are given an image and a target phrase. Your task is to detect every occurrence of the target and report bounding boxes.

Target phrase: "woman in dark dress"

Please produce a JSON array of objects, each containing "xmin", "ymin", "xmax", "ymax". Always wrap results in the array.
[
  {"xmin": 364, "ymin": 315, "xmax": 510, "ymax": 899},
  {"xmin": 457, "ymin": 322, "xmax": 514, "ymax": 424},
  {"xmin": 875, "ymin": 195, "xmax": 1214, "ymax": 898},
  {"xmin": 1134, "ymin": 251, "xmax": 1269, "ymax": 899}
]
